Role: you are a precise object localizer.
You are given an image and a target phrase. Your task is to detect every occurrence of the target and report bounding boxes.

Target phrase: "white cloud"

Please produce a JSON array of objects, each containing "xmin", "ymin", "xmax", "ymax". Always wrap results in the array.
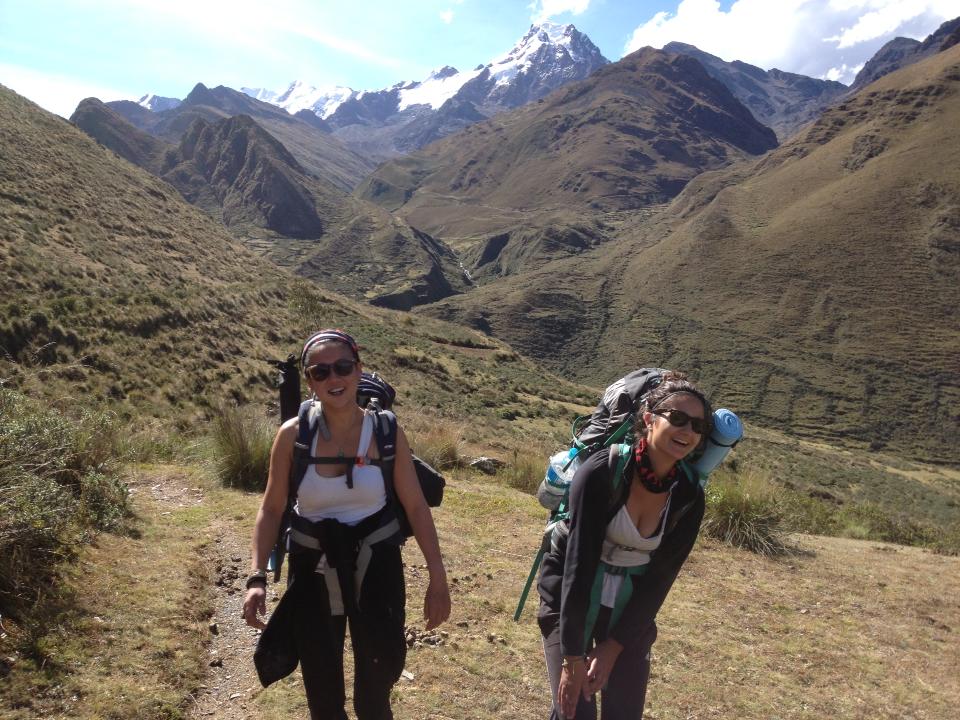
[
  {"xmin": 0, "ymin": 63, "xmax": 134, "ymax": 118},
  {"xmin": 440, "ymin": 10, "xmax": 455, "ymax": 24},
  {"xmin": 825, "ymin": 0, "xmax": 959, "ymax": 47},
  {"xmin": 822, "ymin": 61, "xmax": 865, "ymax": 81},
  {"xmin": 624, "ymin": 0, "xmax": 957, "ymax": 85},
  {"xmin": 531, "ymin": 0, "xmax": 592, "ymax": 24}
]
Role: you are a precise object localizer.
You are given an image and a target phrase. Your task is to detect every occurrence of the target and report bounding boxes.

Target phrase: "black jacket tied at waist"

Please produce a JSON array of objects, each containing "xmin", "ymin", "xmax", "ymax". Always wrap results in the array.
[
  {"xmin": 254, "ymin": 506, "xmax": 400, "ymax": 688},
  {"xmin": 288, "ymin": 506, "xmax": 400, "ymax": 618}
]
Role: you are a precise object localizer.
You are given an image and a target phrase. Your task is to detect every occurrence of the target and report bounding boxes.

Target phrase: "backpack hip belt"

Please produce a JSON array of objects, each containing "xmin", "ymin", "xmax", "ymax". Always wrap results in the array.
[
  {"xmin": 288, "ymin": 509, "xmax": 401, "ymax": 617},
  {"xmin": 582, "ymin": 561, "xmax": 649, "ymax": 650}
]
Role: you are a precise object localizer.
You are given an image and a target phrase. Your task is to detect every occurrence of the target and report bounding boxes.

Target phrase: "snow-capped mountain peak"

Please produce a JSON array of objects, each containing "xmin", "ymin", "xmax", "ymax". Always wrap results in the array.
[
  {"xmin": 241, "ymin": 81, "xmax": 355, "ymax": 119},
  {"xmin": 398, "ymin": 65, "xmax": 481, "ymax": 111},
  {"xmin": 240, "ymin": 22, "xmax": 607, "ymax": 155},
  {"xmin": 486, "ymin": 22, "xmax": 605, "ymax": 88},
  {"xmin": 137, "ymin": 93, "xmax": 181, "ymax": 112}
]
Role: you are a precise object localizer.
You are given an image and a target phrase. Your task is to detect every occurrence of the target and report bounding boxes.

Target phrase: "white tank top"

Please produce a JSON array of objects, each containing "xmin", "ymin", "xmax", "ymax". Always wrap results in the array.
[
  {"xmin": 598, "ymin": 487, "xmax": 673, "ymax": 608},
  {"xmin": 295, "ymin": 413, "xmax": 387, "ymax": 525}
]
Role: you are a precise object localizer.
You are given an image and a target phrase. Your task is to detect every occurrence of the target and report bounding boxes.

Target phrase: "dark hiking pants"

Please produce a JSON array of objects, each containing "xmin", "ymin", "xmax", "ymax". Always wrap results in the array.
[
  {"xmin": 539, "ymin": 609, "xmax": 656, "ymax": 720},
  {"xmin": 290, "ymin": 543, "xmax": 406, "ymax": 720}
]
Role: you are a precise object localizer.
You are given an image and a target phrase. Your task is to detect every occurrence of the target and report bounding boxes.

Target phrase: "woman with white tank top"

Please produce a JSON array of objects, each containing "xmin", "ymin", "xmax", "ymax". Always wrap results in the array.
[{"xmin": 242, "ymin": 329, "xmax": 450, "ymax": 720}]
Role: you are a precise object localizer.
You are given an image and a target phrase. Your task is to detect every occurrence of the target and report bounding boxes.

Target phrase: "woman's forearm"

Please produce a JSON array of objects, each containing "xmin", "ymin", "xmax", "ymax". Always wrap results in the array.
[
  {"xmin": 407, "ymin": 503, "xmax": 446, "ymax": 577},
  {"xmin": 251, "ymin": 507, "xmax": 285, "ymax": 571}
]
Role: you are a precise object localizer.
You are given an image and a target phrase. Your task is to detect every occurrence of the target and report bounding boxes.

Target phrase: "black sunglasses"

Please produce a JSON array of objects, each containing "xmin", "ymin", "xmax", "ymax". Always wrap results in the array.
[
  {"xmin": 305, "ymin": 359, "xmax": 357, "ymax": 381},
  {"xmin": 652, "ymin": 408, "xmax": 708, "ymax": 435}
]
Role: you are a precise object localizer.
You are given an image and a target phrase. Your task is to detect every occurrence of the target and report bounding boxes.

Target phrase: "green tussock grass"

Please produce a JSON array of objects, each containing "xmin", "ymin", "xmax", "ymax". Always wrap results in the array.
[
  {"xmin": 210, "ymin": 403, "xmax": 274, "ymax": 491},
  {"xmin": 703, "ymin": 469, "xmax": 792, "ymax": 556}
]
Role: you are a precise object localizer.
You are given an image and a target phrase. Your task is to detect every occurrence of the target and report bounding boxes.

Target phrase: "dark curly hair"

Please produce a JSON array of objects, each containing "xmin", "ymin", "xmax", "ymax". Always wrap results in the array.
[{"xmin": 633, "ymin": 371, "xmax": 713, "ymax": 450}]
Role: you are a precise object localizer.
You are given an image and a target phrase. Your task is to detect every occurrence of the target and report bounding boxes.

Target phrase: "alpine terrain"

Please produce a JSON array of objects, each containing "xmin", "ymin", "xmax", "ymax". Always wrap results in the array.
[{"xmin": 244, "ymin": 22, "xmax": 609, "ymax": 161}]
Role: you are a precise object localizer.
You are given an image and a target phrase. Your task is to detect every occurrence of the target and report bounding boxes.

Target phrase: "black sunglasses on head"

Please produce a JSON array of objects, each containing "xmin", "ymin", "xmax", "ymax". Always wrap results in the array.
[
  {"xmin": 652, "ymin": 408, "xmax": 708, "ymax": 435},
  {"xmin": 304, "ymin": 359, "xmax": 357, "ymax": 381}
]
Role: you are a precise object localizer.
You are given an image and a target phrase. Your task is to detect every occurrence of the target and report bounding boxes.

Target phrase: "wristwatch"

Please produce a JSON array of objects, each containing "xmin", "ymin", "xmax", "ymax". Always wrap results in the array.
[{"xmin": 245, "ymin": 570, "xmax": 268, "ymax": 589}]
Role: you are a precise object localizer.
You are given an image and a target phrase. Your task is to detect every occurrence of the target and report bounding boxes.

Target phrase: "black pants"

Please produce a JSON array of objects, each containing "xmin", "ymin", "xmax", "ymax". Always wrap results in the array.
[
  {"xmin": 290, "ymin": 543, "xmax": 407, "ymax": 720},
  {"xmin": 539, "ymin": 609, "xmax": 656, "ymax": 720}
]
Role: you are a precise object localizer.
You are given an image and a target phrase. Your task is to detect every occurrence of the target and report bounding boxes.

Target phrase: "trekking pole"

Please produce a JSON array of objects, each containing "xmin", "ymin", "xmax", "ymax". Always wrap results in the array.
[
  {"xmin": 513, "ymin": 546, "xmax": 546, "ymax": 622},
  {"xmin": 264, "ymin": 353, "xmax": 301, "ymax": 583}
]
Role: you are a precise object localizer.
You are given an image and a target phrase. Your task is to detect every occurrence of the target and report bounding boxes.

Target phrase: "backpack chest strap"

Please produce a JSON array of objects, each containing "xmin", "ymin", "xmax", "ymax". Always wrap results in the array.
[{"xmin": 583, "ymin": 561, "xmax": 649, "ymax": 650}]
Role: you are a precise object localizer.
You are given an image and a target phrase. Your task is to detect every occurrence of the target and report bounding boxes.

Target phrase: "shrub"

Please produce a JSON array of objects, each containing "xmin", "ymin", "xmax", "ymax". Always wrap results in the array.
[
  {"xmin": 210, "ymin": 403, "xmax": 275, "ymax": 491},
  {"xmin": 835, "ymin": 503, "xmax": 940, "ymax": 547},
  {"xmin": 703, "ymin": 471, "xmax": 792, "ymax": 556},
  {"xmin": 0, "ymin": 388, "xmax": 130, "ymax": 620}
]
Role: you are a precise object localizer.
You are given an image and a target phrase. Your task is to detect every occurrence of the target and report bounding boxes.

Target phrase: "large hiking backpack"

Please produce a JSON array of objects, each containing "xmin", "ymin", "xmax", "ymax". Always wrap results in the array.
[
  {"xmin": 513, "ymin": 368, "xmax": 670, "ymax": 620},
  {"xmin": 267, "ymin": 361, "xmax": 444, "ymax": 582},
  {"xmin": 537, "ymin": 368, "xmax": 668, "ymax": 512},
  {"xmin": 513, "ymin": 369, "xmax": 742, "ymax": 621}
]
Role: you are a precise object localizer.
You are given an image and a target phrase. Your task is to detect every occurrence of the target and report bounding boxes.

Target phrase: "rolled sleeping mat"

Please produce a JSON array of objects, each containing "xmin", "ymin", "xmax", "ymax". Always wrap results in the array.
[{"xmin": 689, "ymin": 408, "xmax": 743, "ymax": 476}]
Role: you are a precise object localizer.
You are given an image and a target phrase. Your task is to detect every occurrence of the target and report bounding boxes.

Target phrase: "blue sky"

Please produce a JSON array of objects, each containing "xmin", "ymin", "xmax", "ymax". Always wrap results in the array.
[{"xmin": 1, "ymin": 0, "xmax": 956, "ymax": 117}]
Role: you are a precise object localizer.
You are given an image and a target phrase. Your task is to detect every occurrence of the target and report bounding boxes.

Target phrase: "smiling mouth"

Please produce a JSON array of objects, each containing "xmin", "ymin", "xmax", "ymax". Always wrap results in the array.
[{"xmin": 328, "ymin": 387, "xmax": 346, "ymax": 396}]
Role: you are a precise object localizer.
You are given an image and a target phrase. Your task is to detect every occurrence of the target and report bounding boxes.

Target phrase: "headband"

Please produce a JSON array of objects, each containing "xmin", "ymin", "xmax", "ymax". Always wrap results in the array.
[{"xmin": 300, "ymin": 329, "xmax": 360, "ymax": 370}]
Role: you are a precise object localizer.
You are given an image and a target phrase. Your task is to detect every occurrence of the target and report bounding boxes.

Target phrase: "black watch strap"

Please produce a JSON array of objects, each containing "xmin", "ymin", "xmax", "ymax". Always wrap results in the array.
[{"xmin": 246, "ymin": 570, "xmax": 267, "ymax": 589}]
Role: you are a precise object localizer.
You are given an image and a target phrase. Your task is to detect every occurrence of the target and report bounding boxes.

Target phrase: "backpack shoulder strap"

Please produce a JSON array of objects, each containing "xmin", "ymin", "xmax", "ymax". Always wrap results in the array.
[
  {"xmin": 605, "ymin": 443, "xmax": 633, "ymax": 521},
  {"xmin": 290, "ymin": 399, "xmax": 319, "ymax": 502},
  {"xmin": 372, "ymin": 409, "xmax": 398, "ymax": 500},
  {"xmin": 679, "ymin": 459, "xmax": 707, "ymax": 489}
]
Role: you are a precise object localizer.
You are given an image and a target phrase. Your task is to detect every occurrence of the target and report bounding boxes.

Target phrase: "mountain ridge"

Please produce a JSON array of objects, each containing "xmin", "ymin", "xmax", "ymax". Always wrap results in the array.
[
  {"xmin": 415, "ymin": 45, "xmax": 960, "ymax": 464},
  {"xmin": 662, "ymin": 41, "xmax": 848, "ymax": 140},
  {"xmin": 357, "ymin": 45, "xmax": 778, "ymax": 276},
  {"xmin": 70, "ymin": 94, "xmax": 471, "ymax": 308},
  {"xmin": 240, "ymin": 22, "xmax": 608, "ymax": 160},
  {"xmin": 105, "ymin": 83, "xmax": 374, "ymax": 191}
]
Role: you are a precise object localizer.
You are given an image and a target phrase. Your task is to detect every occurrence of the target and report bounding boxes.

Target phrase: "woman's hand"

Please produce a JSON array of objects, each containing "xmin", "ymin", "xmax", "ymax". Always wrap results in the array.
[
  {"xmin": 242, "ymin": 585, "xmax": 267, "ymax": 629},
  {"xmin": 558, "ymin": 657, "xmax": 588, "ymax": 718},
  {"xmin": 584, "ymin": 638, "xmax": 623, "ymax": 695},
  {"xmin": 423, "ymin": 572, "xmax": 451, "ymax": 630}
]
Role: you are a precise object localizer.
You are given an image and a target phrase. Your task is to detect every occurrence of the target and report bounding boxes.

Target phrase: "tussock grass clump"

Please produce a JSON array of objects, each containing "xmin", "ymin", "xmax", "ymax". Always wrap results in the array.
[
  {"xmin": 0, "ymin": 388, "xmax": 129, "ymax": 622},
  {"xmin": 502, "ymin": 448, "xmax": 547, "ymax": 495},
  {"xmin": 210, "ymin": 404, "xmax": 275, "ymax": 491},
  {"xmin": 703, "ymin": 470, "xmax": 792, "ymax": 556},
  {"xmin": 408, "ymin": 421, "xmax": 464, "ymax": 471}
]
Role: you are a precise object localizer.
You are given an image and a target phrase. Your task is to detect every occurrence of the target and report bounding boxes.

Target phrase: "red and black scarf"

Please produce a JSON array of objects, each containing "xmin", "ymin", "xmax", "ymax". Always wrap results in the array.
[{"xmin": 634, "ymin": 437, "xmax": 678, "ymax": 494}]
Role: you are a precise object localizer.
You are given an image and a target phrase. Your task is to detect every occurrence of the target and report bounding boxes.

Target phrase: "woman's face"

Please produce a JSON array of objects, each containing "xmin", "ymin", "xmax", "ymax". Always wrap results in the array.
[
  {"xmin": 643, "ymin": 392, "xmax": 706, "ymax": 464},
  {"xmin": 303, "ymin": 341, "xmax": 361, "ymax": 410}
]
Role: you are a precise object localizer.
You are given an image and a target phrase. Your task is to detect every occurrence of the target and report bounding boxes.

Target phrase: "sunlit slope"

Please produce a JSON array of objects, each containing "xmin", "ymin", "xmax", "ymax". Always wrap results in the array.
[
  {"xmin": 421, "ymin": 46, "xmax": 960, "ymax": 463},
  {"xmin": 0, "ymin": 84, "xmax": 586, "ymax": 436}
]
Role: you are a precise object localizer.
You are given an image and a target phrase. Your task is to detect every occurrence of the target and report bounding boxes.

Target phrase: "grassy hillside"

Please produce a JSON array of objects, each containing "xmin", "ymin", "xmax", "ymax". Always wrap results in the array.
[
  {"xmin": 420, "ymin": 45, "xmax": 960, "ymax": 467},
  {"xmin": 0, "ymin": 82, "xmax": 594, "ymax": 445},
  {"xmin": 4, "ymin": 75, "xmax": 957, "ymax": 514}
]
